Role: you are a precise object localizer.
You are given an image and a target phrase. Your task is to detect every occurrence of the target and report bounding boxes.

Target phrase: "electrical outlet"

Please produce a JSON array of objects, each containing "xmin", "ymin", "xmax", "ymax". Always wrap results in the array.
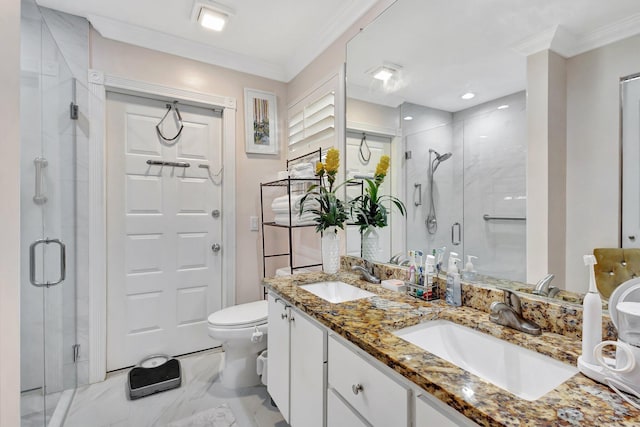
[{"xmin": 250, "ymin": 216, "xmax": 259, "ymax": 231}]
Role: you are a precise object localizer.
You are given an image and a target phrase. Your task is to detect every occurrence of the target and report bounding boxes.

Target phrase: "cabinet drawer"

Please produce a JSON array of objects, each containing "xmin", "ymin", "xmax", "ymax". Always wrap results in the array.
[{"xmin": 328, "ymin": 335, "xmax": 409, "ymax": 427}]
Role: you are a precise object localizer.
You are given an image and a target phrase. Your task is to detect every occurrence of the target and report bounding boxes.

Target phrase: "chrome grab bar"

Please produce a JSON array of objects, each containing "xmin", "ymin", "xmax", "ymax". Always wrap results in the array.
[
  {"xmin": 483, "ymin": 214, "xmax": 526, "ymax": 221},
  {"xmin": 146, "ymin": 160, "xmax": 190, "ymax": 168},
  {"xmin": 451, "ymin": 222, "xmax": 461, "ymax": 246},
  {"xmin": 414, "ymin": 183, "xmax": 422, "ymax": 206},
  {"xmin": 29, "ymin": 238, "xmax": 66, "ymax": 287},
  {"xmin": 33, "ymin": 157, "xmax": 48, "ymax": 205}
]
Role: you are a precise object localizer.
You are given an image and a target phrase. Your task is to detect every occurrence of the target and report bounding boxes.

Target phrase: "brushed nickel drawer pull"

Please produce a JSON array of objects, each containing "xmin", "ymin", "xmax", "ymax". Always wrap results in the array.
[{"xmin": 352, "ymin": 383, "xmax": 363, "ymax": 395}]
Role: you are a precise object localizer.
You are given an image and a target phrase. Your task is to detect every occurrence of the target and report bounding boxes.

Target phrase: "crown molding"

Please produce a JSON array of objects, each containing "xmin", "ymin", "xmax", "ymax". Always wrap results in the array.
[
  {"xmin": 284, "ymin": 0, "xmax": 379, "ymax": 81},
  {"xmin": 513, "ymin": 14, "xmax": 640, "ymax": 58},
  {"xmin": 88, "ymin": 14, "xmax": 288, "ymax": 82},
  {"xmin": 570, "ymin": 12, "xmax": 640, "ymax": 56}
]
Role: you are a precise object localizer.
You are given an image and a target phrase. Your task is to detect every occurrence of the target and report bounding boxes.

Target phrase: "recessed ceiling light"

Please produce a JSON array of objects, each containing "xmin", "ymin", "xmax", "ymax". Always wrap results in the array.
[
  {"xmin": 403, "ymin": 115, "xmax": 413, "ymax": 121},
  {"xmin": 368, "ymin": 63, "xmax": 402, "ymax": 82},
  {"xmin": 479, "ymin": 135, "xmax": 488, "ymax": 139},
  {"xmin": 497, "ymin": 104, "xmax": 509, "ymax": 110},
  {"xmin": 461, "ymin": 92, "xmax": 475, "ymax": 100},
  {"xmin": 191, "ymin": 1, "xmax": 234, "ymax": 32}
]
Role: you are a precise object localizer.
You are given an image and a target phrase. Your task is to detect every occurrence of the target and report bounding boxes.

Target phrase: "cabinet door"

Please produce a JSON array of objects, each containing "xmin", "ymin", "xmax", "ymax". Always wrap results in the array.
[
  {"xmin": 290, "ymin": 308, "xmax": 325, "ymax": 427},
  {"xmin": 415, "ymin": 392, "xmax": 478, "ymax": 427},
  {"xmin": 267, "ymin": 295, "xmax": 290, "ymax": 423}
]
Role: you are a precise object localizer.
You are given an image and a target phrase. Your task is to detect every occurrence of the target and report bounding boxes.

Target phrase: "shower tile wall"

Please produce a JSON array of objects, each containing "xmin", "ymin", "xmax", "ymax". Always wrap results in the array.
[
  {"xmin": 20, "ymin": 0, "xmax": 91, "ymax": 399},
  {"xmin": 40, "ymin": 6, "xmax": 92, "ymax": 387},
  {"xmin": 455, "ymin": 92, "xmax": 526, "ymax": 282},
  {"xmin": 403, "ymin": 92, "xmax": 526, "ymax": 281}
]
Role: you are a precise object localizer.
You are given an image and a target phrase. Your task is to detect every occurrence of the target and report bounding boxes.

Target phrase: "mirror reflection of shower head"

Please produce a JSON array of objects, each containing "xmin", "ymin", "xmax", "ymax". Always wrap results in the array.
[{"xmin": 429, "ymin": 149, "xmax": 452, "ymax": 172}]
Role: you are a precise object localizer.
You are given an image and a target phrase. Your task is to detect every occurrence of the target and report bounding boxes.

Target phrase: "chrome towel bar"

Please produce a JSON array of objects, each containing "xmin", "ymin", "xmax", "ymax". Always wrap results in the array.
[
  {"xmin": 483, "ymin": 214, "xmax": 526, "ymax": 221},
  {"xmin": 146, "ymin": 160, "xmax": 190, "ymax": 168}
]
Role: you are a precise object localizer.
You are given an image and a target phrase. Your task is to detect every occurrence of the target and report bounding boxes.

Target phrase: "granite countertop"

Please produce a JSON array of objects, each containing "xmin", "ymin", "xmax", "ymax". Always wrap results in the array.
[{"xmin": 263, "ymin": 271, "xmax": 640, "ymax": 427}]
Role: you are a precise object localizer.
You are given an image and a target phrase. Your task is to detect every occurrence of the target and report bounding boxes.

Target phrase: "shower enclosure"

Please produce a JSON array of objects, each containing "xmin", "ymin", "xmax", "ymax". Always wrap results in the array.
[
  {"xmin": 404, "ymin": 92, "xmax": 527, "ymax": 282},
  {"xmin": 20, "ymin": 3, "xmax": 89, "ymax": 425}
]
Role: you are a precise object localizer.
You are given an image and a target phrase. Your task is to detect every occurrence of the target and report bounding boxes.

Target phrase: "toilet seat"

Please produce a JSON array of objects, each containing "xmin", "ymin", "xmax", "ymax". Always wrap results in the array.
[{"xmin": 207, "ymin": 300, "xmax": 268, "ymax": 329}]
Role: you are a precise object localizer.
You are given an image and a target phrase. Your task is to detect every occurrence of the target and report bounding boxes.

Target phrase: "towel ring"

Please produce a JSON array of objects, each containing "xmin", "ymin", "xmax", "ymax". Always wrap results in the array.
[{"xmin": 156, "ymin": 101, "xmax": 184, "ymax": 142}]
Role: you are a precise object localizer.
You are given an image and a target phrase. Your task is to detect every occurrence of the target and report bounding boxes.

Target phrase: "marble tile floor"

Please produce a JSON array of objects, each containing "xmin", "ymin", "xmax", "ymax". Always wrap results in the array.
[
  {"xmin": 63, "ymin": 349, "xmax": 288, "ymax": 427},
  {"xmin": 21, "ymin": 388, "xmax": 62, "ymax": 427}
]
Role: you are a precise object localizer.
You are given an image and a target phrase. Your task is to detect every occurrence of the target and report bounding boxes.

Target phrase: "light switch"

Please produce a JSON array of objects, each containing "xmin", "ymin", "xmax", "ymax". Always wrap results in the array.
[{"xmin": 250, "ymin": 216, "xmax": 259, "ymax": 231}]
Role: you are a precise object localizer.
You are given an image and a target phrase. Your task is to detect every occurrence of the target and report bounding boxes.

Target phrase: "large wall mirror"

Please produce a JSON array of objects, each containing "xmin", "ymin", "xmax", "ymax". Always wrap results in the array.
[{"xmin": 345, "ymin": 0, "xmax": 640, "ymax": 303}]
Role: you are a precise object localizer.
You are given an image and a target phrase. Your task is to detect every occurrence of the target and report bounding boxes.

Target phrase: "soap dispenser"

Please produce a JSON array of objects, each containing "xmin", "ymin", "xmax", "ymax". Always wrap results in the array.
[{"xmin": 462, "ymin": 255, "xmax": 478, "ymax": 282}]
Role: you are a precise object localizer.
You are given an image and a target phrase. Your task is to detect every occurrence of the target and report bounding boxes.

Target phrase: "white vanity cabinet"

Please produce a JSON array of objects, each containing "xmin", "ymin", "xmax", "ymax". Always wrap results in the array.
[
  {"xmin": 327, "ymin": 334, "xmax": 410, "ymax": 427},
  {"xmin": 267, "ymin": 293, "xmax": 326, "ymax": 427}
]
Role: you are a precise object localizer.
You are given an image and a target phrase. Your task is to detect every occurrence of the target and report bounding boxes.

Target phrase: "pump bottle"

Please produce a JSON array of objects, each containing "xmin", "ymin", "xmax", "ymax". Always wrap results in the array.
[{"xmin": 445, "ymin": 255, "xmax": 461, "ymax": 306}]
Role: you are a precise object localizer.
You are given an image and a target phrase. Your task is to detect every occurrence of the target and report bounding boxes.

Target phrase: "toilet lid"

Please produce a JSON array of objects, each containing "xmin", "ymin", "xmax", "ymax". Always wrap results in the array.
[{"xmin": 208, "ymin": 300, "xmax": 268, "ymax": 328}]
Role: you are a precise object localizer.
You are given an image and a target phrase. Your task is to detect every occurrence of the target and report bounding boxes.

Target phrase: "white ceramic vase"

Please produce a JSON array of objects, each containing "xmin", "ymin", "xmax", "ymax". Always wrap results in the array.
[
  {"xmin": 321, "ymin": 227, "xmax": 341, "ymax": 274},
  {"xmin": 361, "ymin": 226, "xmax": 380, "ymax": 262}
]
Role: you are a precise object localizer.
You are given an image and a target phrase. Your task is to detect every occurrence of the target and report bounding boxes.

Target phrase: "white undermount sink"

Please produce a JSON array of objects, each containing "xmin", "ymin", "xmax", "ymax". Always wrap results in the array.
[
  {"xmin": 394, "ymin": 320, "xmax": 577, "ymax": 401},
  {"xmin": 299, "ymin": 281, "xmax": 375, "ymax": 304}
]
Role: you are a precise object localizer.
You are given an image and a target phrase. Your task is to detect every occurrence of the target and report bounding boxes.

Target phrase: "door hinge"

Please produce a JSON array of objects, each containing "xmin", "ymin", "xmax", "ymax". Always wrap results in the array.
[
  {"xmin": 73, "ymin": 344, "xmax": 80, "ymax": 362},
  {"xmin": 405, "ymin": 151, "xmax": 412, "ymax": 160},
  {"xmin": 70, "ymin": 102, "xmax": 79, "ymax": 120}
]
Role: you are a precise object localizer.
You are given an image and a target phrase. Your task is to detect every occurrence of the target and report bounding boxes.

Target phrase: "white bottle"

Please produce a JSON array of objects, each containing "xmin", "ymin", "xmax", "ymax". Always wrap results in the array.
[
  {"xmin": 581, "ymin": 255, "xmax": 602, "ymax": 365},
  {"xmin": 462, "ymin": 255, "xmax": 478, "ymax": 281},
  {"xmin": 445, "ymin": 256, "xmax": 461, "ymax": 306},
  {"xmin": 425, "ymin": 255, "xmax": 436, "ymax": 287}
]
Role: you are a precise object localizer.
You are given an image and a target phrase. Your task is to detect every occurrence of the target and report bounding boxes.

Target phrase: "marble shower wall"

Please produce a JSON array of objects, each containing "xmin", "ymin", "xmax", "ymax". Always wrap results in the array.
[{"xmin": 402, "ymin": 92, "xmax": 526, "ymax": 281}]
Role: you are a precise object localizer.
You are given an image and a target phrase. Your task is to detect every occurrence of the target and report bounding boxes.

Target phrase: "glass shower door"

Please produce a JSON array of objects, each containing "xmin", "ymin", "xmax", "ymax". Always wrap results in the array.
[{"xmin": 20, "ymin": 10, "xmax": 78, "ymax": 425}]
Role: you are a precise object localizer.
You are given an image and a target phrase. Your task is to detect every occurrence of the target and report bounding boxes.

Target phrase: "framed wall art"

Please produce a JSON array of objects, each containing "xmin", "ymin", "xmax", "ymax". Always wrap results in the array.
[{"xmin": 244, "ymin": 88, "xmax": 278, "ymax": 155}]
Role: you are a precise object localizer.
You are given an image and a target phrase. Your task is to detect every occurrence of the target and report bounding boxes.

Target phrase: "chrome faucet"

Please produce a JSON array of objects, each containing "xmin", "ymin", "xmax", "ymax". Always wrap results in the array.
[
  {"xmin": 532, "ymin": 274, "xmax": 559, "ymax": 297},
  {"xmin": 351, "ymin": 263, "xmax": 381, "ymax": 284},
  {"xmin": 489, "ymin": 290, "xmax": 541, "ymax": 335}
]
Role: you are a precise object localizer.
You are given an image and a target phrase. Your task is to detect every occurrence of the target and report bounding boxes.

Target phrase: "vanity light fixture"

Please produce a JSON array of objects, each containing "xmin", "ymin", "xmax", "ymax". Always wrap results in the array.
[
  {"xmin": 192, "ymin": 1, "xmax": 234, "ymax": 32},
  {"xmin": 461, "ymin": 92, "xmax": 475, "ymax": 100},
  {"xmin": 369, "ymin": 63, "xmax": 402, "ymax": 82},
  {"xmin": 497, "ymin": 104, "xmax": 509, "ymax": 110}
]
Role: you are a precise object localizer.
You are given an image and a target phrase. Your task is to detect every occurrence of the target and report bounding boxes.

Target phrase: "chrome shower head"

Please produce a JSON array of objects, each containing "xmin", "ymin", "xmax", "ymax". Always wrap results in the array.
[{"xmin": 429, "ymin": 149, "xmax": 452, "ymax": 172}]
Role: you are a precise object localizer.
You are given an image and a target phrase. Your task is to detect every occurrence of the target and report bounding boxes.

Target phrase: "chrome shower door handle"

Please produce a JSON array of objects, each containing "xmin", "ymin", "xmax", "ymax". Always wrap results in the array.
[
  {"xmin": 414, "ymin": 183, "xmax": 422, "ymax": 206},
  {"xmin": 451, "ymin": 222, "xmax": 461, "ymax": 246},
  {"xmin": 29, "ymin": 238, "xmax": 66, "ymax": 287}
]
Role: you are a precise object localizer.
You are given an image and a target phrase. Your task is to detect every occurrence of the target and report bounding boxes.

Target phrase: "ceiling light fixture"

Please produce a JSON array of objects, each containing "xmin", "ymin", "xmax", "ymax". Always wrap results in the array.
[
  {"xmin": 368, "ymin": 63, "xmax": 402, "ymax": 82},
  {"xmin": 497, "ymin": 104, "xmax": 509, "ymax": 110},
  {"xmin": 461, "ymin": 92, "xmax": 475, "ymax": 100},
  {"xmin": 403, "ymin": 115, "xmax": 413, "ymax": 121},
  {"xmin": 191, "ymin": 1, "xmax": 234, "ymax": 32}
]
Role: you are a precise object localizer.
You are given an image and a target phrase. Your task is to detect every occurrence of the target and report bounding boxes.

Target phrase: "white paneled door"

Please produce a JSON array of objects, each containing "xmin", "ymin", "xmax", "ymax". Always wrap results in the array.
[
  {"xmin": 106, "ymin": 92, "xmax": 223, "ymax": 371},
  {"xmin": 345, "ymin": 131, "xmax": 392, "ymax": 261}
]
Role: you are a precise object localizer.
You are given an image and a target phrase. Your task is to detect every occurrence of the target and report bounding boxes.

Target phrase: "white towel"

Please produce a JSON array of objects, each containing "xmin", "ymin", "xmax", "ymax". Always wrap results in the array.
[
  {"xmin": 274, "ymin": 212, "xmax": 316, "ymax": 226},
  {"xmin": 290, "ymin": 162, "xmax": 314, "ymax": 171},
  {"xmin": 271, "ymin": 194, "xmax": 318, "ymax": 212}
]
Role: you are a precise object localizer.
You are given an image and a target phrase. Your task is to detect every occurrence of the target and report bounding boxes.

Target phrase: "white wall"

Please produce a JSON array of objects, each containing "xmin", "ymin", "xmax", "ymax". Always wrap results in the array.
[
  {"xmin": 0, "ymin": 0, "xmax": 21, "ymax": 424},
  {"xmin": 526, "ymin": 50, "xmax": 567, "ymax": 287},
  {"xmin": 565, "ymin": 34, "xmax": 640, "ymax": 293}
]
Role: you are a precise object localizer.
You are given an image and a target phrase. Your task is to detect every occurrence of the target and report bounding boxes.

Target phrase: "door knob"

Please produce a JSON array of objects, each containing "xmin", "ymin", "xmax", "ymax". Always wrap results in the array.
[
  {"xmin": 211, "ymin": 243, "xmax": 221, "ymax": 253},
  {"xmin": 629, "ymin": 235, "xmax": 636, "ymax": 241}
]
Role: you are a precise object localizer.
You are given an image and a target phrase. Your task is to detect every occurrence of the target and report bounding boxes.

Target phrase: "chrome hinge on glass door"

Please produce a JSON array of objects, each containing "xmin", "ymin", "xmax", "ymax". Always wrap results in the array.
[{"xmin": 29, "ymin": 238, "xmax": 66, "ymax": 287}]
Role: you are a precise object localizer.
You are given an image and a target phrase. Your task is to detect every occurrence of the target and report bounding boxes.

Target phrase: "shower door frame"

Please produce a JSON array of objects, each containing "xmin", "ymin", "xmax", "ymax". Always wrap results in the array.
[{"xmin": 86, "ymin": 70, "xmax": 237, "ymax": 382}]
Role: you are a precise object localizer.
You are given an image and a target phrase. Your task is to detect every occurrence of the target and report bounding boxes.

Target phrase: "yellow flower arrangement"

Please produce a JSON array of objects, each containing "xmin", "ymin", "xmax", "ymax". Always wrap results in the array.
[
  {"xmin": 349, "ymin": 155, "xmax": 405, "ymax": 232},
  {"xmin": 300, "ymin": 148, "xmax": 350, "ymax": 232}
]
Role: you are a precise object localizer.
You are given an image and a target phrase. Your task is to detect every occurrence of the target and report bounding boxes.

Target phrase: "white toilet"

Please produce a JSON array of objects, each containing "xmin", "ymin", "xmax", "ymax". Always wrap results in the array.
[{"xmin": 207, "ymin": 300, "xmax": 268, "ymax": 389}]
